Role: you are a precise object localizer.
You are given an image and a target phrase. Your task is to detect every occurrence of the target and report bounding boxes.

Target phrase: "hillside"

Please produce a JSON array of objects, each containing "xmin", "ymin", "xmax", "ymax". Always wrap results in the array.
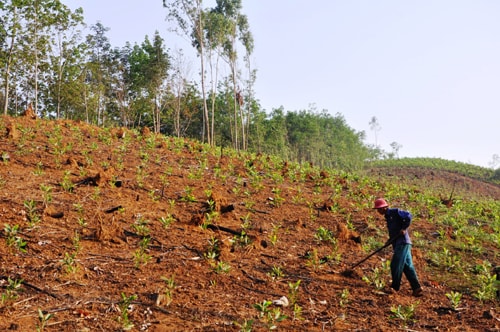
[
  {"xmin": 365, "ymin": 167, "xmax": 500, "ymax": 201},
  {"xmin": 0, "ymin": 115, "xmax": 498, "ymax": 331}
]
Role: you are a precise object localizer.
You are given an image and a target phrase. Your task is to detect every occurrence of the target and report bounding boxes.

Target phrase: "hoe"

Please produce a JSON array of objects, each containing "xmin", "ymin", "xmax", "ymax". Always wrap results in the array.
[{"xmin": 341, "ymin": 236, "xmax": 399, "ymax": 277}]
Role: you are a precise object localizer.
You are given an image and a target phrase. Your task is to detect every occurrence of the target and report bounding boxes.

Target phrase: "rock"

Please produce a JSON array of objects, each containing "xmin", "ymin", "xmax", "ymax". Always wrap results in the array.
[{"xmin": 272, "ymin": 296, "xmax": 289, "ymax": 307}]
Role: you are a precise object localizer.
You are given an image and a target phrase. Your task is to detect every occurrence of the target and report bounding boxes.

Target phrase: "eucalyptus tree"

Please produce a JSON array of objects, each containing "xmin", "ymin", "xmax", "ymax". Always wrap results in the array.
[
  {"xmin": 246, "ymin": 104, "xmax": 267, "ymax": 153},
  {"xmin": 0, "ymin": 0, "xmax": 81, "ymax": 115},
  {"xmin": 210, "ymin": 0, "xmax": 254, "ymax": 150},
  {"xmin": 318, "ymin": 112, "xmax": 369, "ymax": 170},
  {"xmin": 210, "ymin": 78, "xmax": 234, "ymax": 147},
  {"xmin": 202, "ymin": 9, "xmax": 226, "ymax": 146},
  {"xmin": 369, "ymin": 116, "xmax": 381, "ymax": 147},
  {"xmin": 255, "ymin": 107, "xmax": 369, "ymax": 170},
  {"xmin": 285, "ymin": 110, "xmax": 322, "ymax": 164},
  {"xmin": 112, "ymin": 43, "xmax": 135, "ymax": 127},
  {"xmin": 171, "ymin": 83, "xmax": 204, "ymax": 138},
  {"xmin": 164, "ymin": 0, "xmax": 212, "ymax": 144},
  {"xmin": 84, "ymin": 22, "xmax": 113, "ymax": 125},
  {"xmin": 46, "ymin": 5, "xmax": 84, "ymax": 118},
  {"xmin": 261, "ymin": 107, "xmax": 290, "ymax": 160},
  {"xmin": 1, "ymin": 0, "xmax": 27, "ymax": 114},
  {"xmin": 127, "ymin": 32, "xmax": 170, "ymax": 133},
  {"xmin": 167, "ymin": 48, "xmax": 195, "ymax": 137},
  {"xmin": 242, "ymin": 50, "xmax": 257, "ymax": 150},
  {"xmin": 17, "ymin": 0, "xmax": 78, "ymax": 115}
]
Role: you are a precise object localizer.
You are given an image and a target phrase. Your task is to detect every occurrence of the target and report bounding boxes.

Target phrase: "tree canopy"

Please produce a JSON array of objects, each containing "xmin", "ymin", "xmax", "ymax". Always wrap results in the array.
[{"xmin": 0, "ymin": 0, "xmax": 376, "ymax": 170}]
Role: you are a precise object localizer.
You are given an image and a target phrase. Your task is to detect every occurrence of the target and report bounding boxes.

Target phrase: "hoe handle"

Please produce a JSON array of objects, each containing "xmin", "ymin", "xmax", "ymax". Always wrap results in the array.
[{"xmin": 350, "ymin": 236, "xmax": 399, "ymax": 269}]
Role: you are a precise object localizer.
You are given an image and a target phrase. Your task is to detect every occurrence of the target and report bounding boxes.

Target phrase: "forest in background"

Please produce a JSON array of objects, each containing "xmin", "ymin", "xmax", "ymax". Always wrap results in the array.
[{"xmin": 1, "ymin": 1, "xmax": 497, "ymax": 172}]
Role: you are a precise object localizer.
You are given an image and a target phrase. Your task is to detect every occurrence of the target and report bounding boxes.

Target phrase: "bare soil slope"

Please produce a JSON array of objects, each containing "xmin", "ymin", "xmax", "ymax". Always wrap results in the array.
[
  {"xmin": 365, "ymin": 167, "xmax": 500, "ymax": 201},
  {"xmin": 0, "ymin": 115, "xmax": 498, "ymax": 331}
]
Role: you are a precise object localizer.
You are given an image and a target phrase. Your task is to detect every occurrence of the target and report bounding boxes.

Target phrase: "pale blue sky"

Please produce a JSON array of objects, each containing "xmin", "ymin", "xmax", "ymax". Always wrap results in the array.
[{"xmin": 64, "ymin": 1, "xmax": 500, "ymax": 168}]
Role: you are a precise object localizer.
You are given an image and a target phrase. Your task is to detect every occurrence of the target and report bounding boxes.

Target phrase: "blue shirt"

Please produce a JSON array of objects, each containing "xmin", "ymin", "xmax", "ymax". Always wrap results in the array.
[{"xmin": 384, "ymin": 208, "xmax": 412, "ymax": 246}]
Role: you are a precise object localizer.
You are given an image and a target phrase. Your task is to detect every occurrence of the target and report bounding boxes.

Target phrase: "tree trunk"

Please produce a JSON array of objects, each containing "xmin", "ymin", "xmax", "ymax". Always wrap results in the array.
[{"xmin": 3, "ymin": 13, "xmax": 17, "ymax": 115}]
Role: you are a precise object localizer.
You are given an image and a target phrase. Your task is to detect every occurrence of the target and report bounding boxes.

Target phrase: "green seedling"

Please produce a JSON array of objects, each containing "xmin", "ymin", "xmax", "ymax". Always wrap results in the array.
[
  {"xmin": 1, "ymin": 278, "xmax": 23, "ymax": 305},
  {"xmin": 339, "ymin": 288, "xmax": 350, "ymax": 307},
  {"xmin": 267, "ymin": 265, "xmax": 284, "ymax": 281},
  {"xmin": 159, "ymin": 214, "xmax": 176, "ymax": 228},
  {"xmin": 160, "ymin": 275, "xmax": 176, "ymax": 306},
  {"xmin": 133, "ymin": 237, "xmax": 152, "ymax": 268},
  {"xmin": 24, "ymin": 200, "xmax": 41, "ymax": 226},
  {"xmin": 253, "ymin": 299, "xmax": 287, "ymax": 330},
  {"xmin": 118, "ymin": 293, "xmax": 137, "ymax": 331},
  {"xmin": 4, "ymin": 224, "xmax": 27, "ymax": 253},
  {"xmin": 445, "ymin": 291, "xmax": 462, "ymax": 311},
  {"xmin": 36, "ymin": 308, "xmax": 54, "ymax": 332},
  {"xmin": 389, "ymin": 302, "xmax": 418, "ymax": 328}
]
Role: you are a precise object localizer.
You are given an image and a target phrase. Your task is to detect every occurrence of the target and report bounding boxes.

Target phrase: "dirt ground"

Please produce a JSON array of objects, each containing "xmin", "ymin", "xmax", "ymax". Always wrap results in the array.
[{"xmin": 0, "ymin": 115, "xmax": 498, "ymax": 331}]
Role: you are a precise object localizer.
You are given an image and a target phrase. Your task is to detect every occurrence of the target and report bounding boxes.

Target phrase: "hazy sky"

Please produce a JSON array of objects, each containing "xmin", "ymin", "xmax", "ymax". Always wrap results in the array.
[{"xmin": 63, "ymin": 1, "xmax": 500, "ymax": 168}]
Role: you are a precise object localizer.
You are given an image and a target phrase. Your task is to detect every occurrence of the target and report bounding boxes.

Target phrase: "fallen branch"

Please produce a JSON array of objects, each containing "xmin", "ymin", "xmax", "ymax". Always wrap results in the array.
[
  {"xmin": 205, "ymin": 224, "xmax": 243, "ymax": 236},
  {"xmin": 0, "ymin": 276, "xmax": 60, "ymax": 300},
  {"xmin": 241, "ymin": 269, "xmax": 266, "ymax": 284}
]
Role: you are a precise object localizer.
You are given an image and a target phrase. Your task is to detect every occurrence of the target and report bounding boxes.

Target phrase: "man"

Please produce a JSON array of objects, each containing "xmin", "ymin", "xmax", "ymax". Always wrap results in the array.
[{"xmin": 373, "ymin": 198, "xmax": 423, "ymax": 297}]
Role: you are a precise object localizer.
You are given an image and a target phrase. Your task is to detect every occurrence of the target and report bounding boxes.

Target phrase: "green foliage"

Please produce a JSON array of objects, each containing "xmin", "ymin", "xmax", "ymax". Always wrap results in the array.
[
  {"xmin": 159, "ymin": 214, "xmax": 176, "ymax": 229},
  {"xmin": 232, "ymin": 229, "xmax": 252, "ymax": 248},
  {"xmin": 339, "ymin": 288, "xmax": 350, "ymax": 308},
  {"xmin": 39, "ymin": 184, "xmax": 53, "ymax": 206},
  {"xmin": 314, "ymin": 226, "xmax": 337, "ymax": 246},
  {"xmin": 389, "ymin": 302, "xmax": 418, "ymax": 327},
  {"xmin": 304, "ymin": 248, "xmax": 326, "ymax": 271},
  {"xmin": 24, "ymin": 200, "xmax": 41, "ymax": 226},
  {"xmin": 474, "ymin": 271, "xmax": 497, "ymax": 302},
  {"xmin": 269, "ymin": 222, "xmax": 281, "ymax": 246},
  {"xmin": 60, "ymin": 170, "xmax": 75, "ymax": 192},
  {"xmin": 132, "ymin": 216, "xmax": 150, "ymax": 237},
  {"xmin": 288, "ymin": 280, "xmax": 301, "ymax": 306},
  {"xmin": 267, "ymin": 265, "xmax": 284, "ymax": 281},
  {"xmin": 234, "ymin": 319, "xmax": 254, "ymax": 332},
  {"xmin": 36, "ymin": 308, "xmax": 54, "ymax": 332},
  {"xmin": 160, "ymin": 275, "xmax": 176, "ymax": 306},
  {"xmin": 133, "ymin": 237, "xmax": 152, "ymax": 268},
  {"xmin": 1, "ymin": 278, "xmax": 23, "ymax": 305},
  {"xmin": 445, "ymin": 291, "xmax": 462, "ymax": 311},
  {"xmin": 212, "ymin": 261, "xmax": 231, "ymax": 274},
  {"xmin": 4, "ymin": 224, "xmax": 27, "ymax": 253},
  {"xmin": 253, "ymin": 300, "xmax": 288, "ymax": 330},
  {"xmin": 362, "ymin": 264, "xmax": 387, "ymax": 290},
  {"xmin": 118, "ymin": 293, "xmax": 137, "ymax": 330},
  {"xmin": 61, "ymin": 252, "xmax": 78, "ymax": 274},
  {"xmin": 180, "ymin": 186, "xmax": 197, "ymax": 202}
]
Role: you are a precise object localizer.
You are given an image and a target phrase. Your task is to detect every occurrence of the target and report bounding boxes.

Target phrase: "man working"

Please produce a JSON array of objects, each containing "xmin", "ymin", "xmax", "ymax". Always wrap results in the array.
[{"xmin": 373, "ymin": 198, "xmax": 423, "ymax": 297}]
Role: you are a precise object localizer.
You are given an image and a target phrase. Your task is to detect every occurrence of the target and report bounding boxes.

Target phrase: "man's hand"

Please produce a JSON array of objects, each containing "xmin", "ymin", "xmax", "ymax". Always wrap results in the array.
[{"xmin": 400, "ymin": 229, "xmax": 407, "ymax": 235}]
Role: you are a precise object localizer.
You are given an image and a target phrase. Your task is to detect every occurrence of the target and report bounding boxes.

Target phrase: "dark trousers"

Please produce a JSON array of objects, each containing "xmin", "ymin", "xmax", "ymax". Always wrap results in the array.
[{"xmin": 390, "ymin": 244, "xmax": 421, "ymax": 291}]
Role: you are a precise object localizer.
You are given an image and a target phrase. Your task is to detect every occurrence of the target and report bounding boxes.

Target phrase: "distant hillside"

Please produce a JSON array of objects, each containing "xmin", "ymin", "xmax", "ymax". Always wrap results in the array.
[{"xmin": 368, "ymin": 157, "xmax": 499, "ymax": 181}]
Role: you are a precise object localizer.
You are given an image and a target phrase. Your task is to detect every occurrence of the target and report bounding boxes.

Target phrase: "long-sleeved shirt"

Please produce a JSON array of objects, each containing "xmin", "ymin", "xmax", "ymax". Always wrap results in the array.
[{"xmin": 384, "ymin": 208, "xmax": 412, "ymax": 247}]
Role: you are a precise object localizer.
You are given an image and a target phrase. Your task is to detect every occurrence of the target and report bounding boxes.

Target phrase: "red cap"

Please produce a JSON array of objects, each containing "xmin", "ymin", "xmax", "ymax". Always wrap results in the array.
[{"xmin": 373, "ymin": 198, "xmax": 388, "ymax": 209}]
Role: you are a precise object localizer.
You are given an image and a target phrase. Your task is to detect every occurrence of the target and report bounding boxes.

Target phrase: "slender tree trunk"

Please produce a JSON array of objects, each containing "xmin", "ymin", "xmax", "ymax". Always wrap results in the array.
[
  {"xmin": 200, "ymin": 49, "xmax": 210, "ymax": 145},
  {"xmin": 196, "ymin": 10, "xmax": 211, "ymax": 145},
  {"xmin": 2, "ymin": 7, "xmax": 18, "ymax": 115},
  {"xmin": 55, "ymin": 33, "xmax": 65, "ymax": 118},
  {"xmin": 231, "ymin": 65, "xmax": 239, "ymax": 150},
  {"xmin": 3, "ymin": 56, "xmax": 13, "ymax": 115},
  {"xmin": 56, "ymin": 59, "xmax": 65, "ymax": 118},
  {"xmin": 33, "ymin": 5, "xmax": 39, "ymax": 114},
  {"xmin": 174, "ymin": 86, "xmax": 181, "ymax": 137},
  {"xmin": 154, "ymin": 95, "xmax": 160, "ymax": 133}
]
